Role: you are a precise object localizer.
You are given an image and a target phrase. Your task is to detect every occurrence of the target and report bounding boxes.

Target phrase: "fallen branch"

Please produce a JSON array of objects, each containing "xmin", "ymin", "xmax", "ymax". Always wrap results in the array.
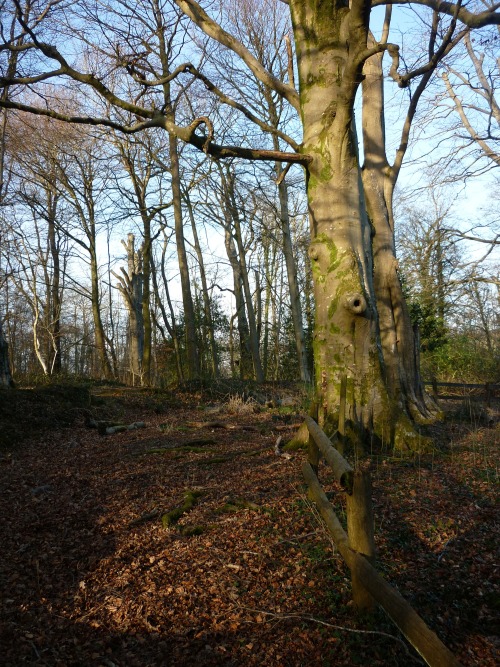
[
  {"xmin": 242, "ymin": 608, "xmax": 423, "ymax": 664},
  {"xmin": 128, "ymin": 508, "xmax": 161, "ymax": 527},
  {"xmin": 162, "ymin": 490, "xmax": 202, "ymax": 528},
  {"xmin": 97, "ymin": 421, "xmax": 146, "ymax": 435},
  {"xmin": 186, "ymin": 420, "xmax": 258, "ymax": 432},
  {"xmin": 105, "ymin": 422, "xmax": 146, "ymax": 435},
  {"xmin": 196, "ymin": 445, "xmax": 272, "ymax": 466}
]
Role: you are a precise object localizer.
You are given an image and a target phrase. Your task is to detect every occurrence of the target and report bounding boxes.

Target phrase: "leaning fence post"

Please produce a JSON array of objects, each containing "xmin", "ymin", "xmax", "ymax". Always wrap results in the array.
[{"xmin": 346, "ymin": 469, "xmax": 376, "ymax": 611}]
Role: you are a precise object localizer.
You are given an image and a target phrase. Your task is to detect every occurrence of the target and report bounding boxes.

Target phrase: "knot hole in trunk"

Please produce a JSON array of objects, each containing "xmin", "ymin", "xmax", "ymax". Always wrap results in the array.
[{"xmin": 344, "ymin": 293, "xmax": 366, "ymax": 315}]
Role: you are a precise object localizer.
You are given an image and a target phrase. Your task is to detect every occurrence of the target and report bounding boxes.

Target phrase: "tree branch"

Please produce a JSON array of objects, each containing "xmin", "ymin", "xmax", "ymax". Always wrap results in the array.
[
  {"xmin": 373, "ymin": 0, "xmax": 500, "ymax": 28},
  {"xmin": 173, "ymin": 0, "xmax": 300, "ymax": 112}
]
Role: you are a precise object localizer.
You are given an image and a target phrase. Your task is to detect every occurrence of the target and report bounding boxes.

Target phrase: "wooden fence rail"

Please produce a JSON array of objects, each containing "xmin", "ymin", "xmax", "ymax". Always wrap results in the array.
[
  {"xmin": 424, "ymin": 381, "xmax": 499, "ymax": 402},
  {"xmin": 303, "ymin": 415, "xmax": 462, "ymax": 667}
]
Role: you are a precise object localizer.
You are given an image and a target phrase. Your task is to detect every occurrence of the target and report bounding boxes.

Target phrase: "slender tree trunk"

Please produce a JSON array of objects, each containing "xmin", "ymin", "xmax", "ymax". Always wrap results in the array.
[
  {"xmin": 0, "ymin": 99, "xmax": 12, "ymax": 387},
  {"xmin": 224, "ymin": 225, "xmax": 253, "ymax": 379},
  {"xmin": 169, "ymin": 134, "xmax": 199, "ymax": 379},
  {"xmin": 151, "ymin": 246, "xmax": 184, "ymax": 382},
  {"xmin": 361, "ymin": 50, "xmax": 438, "ymax": 424},
  {"xmin": 184, "ymin": 191, "xmax": 219, "ymax": 378},
  {"xmin": 275, "ymin": 163, "xmax": 311, "ymax": 383},
  {"xmin": 141, "ymin": 215, "xmax": 152, "ymax": 385},
  {"xmin": 224, "ymin": 170, "xmax": 264, "ymax": 382},
  {"xmin": 90, "ymin": 244, "xmax": 113, "ymax": 380},
  {"xmin": 261, "ymin": 232, "xmax": 273, "ymax": 379},
  {"xmin": 47, "ymin": 208, "xmax": 62, "ymax": 374}
]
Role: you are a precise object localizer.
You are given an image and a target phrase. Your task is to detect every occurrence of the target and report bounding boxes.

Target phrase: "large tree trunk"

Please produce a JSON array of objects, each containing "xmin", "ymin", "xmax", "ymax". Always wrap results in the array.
[{"xmin": 290, "ymin": 0, "xmax": 422, "ymax": 447}]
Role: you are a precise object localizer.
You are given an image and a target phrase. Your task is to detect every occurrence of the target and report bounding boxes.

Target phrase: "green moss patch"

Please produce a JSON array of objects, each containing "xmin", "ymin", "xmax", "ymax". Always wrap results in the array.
[{"xmin": 161, "ymin": 490, "xmax": 203, "ymax": 528}]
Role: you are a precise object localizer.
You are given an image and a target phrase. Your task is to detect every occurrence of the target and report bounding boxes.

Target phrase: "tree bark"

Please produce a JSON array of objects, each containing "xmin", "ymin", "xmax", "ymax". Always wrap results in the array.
[
  {"xmin": 224, "ymin": 220, "xmax": 253, "ymax": 379},
  {"xmin": 289, "ymin": 0, "xmax": 438, "ymax": 445},
  {"xmin": 361, "ymin": 46, "xmax": 439, "ymax": 426},
  {"xmin": 291, "ymin": 0, "xmax": 384, "ymax": 437},
  {"xmin": 114, "ymin": 234, "xmax": 145, "ymax": 383}
]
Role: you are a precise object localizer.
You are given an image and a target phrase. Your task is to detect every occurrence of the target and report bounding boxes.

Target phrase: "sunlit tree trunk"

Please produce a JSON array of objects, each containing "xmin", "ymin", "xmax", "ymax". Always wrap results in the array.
[
  {"xmin": 290, "ymin": 0, "xmax": 388, "ymax": 438},
  {"xmin": 114, "ymin": 234, "xmax": 144, "ymax": 384}
]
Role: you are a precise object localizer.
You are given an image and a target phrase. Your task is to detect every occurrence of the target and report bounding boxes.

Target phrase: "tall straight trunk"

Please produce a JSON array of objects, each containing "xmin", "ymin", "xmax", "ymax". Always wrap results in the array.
[
  {"xmin": 169, "ymin": 133, "xmax": 199, "ymax": 379},
  {"xmin": 224, "ymin": 225, "xmax": 253, "ymax": 379},
  {"xmin": 275, "ymin": 163, "xmax": 311, "ymax": 383},
  {"xmin": 261, "ymin": 232, "xmax": 274, "ymax": 379},
  {"xmin": 47, "ymin": 209, "xmax": 61, "ymax": 374},
  {"xmin": 273, "ymin": 261, "xmax": 285, "ymax": 381},
  {"xmin": 90, "ymin": 244, "xmax": 113, "ymax": 380},
  {"xmin": 224, "ymin": 171, "xmax": 264, "ymax": 382},
  {"xmin": 114, "ymin": 234, "xmax": 144, "ymax": 382},
  {"xmin": 0, "ymin": 96, "xmax": 13, "ymax": 387},
  {"xmin": 106, "ymin": 232, "xmax": 119, "ymax": 377},
  {"xmin": 361, "ymin": 48, "xmax": 438, "ymax": 423},
  {"xmin": 151, "ymin": 0, "xmax": 198, "ymax": 380},
  {"xmin": 261, "ymin": 77, "xmax": 311, "ymax": 382},
  {"xmin": 140, "ymin": 215, "xmax": 152, "ymax": 385},
  {"xmin": 1, "ymin": 26, "xmax": 24, "ymax": 384},
  {"xmin": 151, "ymin": 245, "xmax": 184, "ymax": 382},
  {"xmin": 184, "ymin": 191, "xmax": 219, "ymax": 378}
]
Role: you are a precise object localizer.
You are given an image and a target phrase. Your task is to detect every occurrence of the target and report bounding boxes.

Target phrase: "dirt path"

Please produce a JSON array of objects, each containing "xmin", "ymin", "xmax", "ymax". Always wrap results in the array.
[{"xmin": 0, "ymin": 387, "xmax": 498, "ymax": 666}]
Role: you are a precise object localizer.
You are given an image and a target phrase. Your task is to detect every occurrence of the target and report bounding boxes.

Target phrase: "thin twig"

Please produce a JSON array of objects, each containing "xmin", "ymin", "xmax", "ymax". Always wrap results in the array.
[{"xmin": 242, "ymin": 607, "xmax": 424, "ymax": 664}]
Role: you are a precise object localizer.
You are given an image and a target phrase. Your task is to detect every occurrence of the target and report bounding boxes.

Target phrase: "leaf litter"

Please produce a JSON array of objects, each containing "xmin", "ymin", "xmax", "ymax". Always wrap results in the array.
[{"xmin": 0, "ymin": 387, "xmax": 498, "ymax": 666}]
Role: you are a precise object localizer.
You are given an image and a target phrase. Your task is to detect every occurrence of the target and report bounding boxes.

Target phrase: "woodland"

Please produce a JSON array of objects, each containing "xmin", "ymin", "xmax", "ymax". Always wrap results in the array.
[{"xmin": 0, "ymin": 0, "xmax": 499, "ymax": 665}]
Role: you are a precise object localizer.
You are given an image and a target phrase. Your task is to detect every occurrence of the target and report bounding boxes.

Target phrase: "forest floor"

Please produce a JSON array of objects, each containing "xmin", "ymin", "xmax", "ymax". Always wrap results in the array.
[{"xmin": 0, "ymin": 382, "xmax": 498, "ymax": 667}]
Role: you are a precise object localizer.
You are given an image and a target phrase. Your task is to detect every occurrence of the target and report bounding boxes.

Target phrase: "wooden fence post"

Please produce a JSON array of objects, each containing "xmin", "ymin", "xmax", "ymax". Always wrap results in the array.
[{"xmin": 346, "ymin": 470, "xmax": 376, "ymax": 611}]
